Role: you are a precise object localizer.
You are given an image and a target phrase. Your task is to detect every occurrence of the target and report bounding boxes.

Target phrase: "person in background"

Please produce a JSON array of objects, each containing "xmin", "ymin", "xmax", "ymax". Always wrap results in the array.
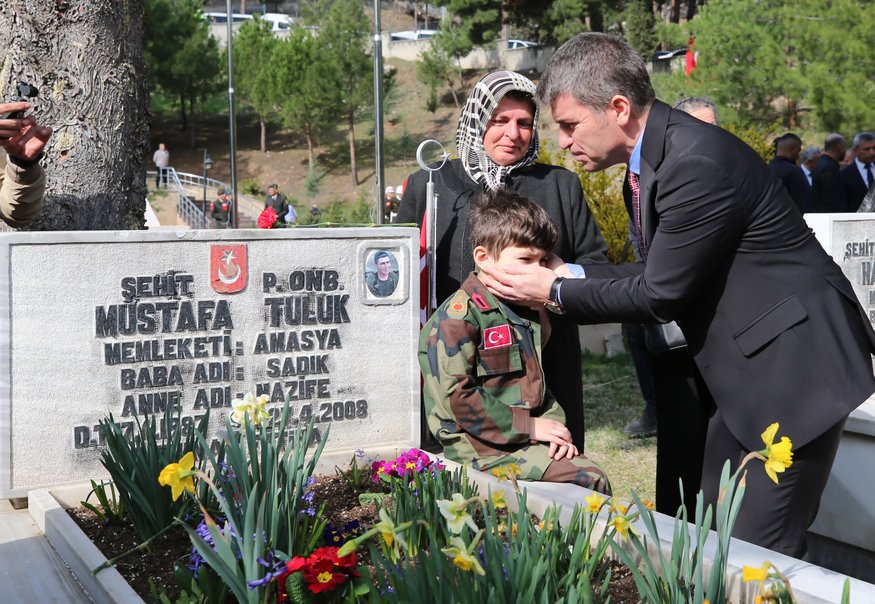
[
  {"xmin": 798, "ymin": 146, "xmax": 821, "ymax": 213},
  {"xmin": 396, "ymin": 70, "xmax": 610, "ymax": 452},
  {"xmin": 153, "ymin": 143, "xmax": 170, "ymax": 188},
  {"xmin": 672, "ymin": 96, "xmax": 719, "ymax": 125},
  {"xmin": 811, "ymin": 133, "xmax": 847, "ymax": 212},
  {"xmin": 383, "ymin": 185, "xmax": 396, "ymax": 222},
  {"xmin": 210, "ymin": 187, "xmax": 231, "ymax": 228},
  {"xmin": 264, "ymin": 183, "xmax": 289, "ymax": 223},
  {"xmin": 0, "ymin": 99, "xmax": 53, "ymax": 229},
  {"xmin": 838, "ymin": 132, "xmax": 875, "ymax": 211},
  {"xmin": 310, "ymin": 203, "xmax": 321, "ymax": 220},
  {"xmin": 768, "ymin": 133, "xmax": 807, "ymax": 213}
]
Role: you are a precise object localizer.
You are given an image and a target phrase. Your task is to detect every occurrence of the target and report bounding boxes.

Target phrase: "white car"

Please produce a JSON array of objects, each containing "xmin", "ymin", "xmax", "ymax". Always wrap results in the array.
[
  {"xmin": 203, "ymin": 12, "xmax": 293, "ymax": 32},
  {"xmin": 507, "ymin": 39, "xmax": 539, "ymax": 50},
  {"xmin": 390, "ymin": 29, "xmax": 439, "ymax": 41}
]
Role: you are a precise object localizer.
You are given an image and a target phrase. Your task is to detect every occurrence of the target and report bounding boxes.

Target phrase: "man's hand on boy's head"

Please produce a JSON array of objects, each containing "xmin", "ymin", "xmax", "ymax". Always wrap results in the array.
[
  {"xmin": 480, "ymin": 262, "xmax": 556, "ymax": 305},
  {"xmin": 529, "ymin": 417, "xmax": 578, "ymax": 460}
]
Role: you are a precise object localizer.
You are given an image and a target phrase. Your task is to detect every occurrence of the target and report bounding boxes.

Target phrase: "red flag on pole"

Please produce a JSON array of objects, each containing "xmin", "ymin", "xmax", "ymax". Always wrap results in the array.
[{"xmin": 685, "ymin": 35, "xmax": 697, "ymax": 76}]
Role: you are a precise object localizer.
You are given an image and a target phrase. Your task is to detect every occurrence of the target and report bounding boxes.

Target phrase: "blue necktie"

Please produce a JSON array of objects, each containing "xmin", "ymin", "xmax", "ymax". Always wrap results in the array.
[{"xmin": 865, "ymin": 163, "xmax": 873, "ymax": 188}]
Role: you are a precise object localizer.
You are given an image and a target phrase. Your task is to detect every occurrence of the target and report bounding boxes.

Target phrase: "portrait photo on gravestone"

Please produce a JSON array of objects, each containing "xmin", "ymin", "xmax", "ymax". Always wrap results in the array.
[{"xmin": 0, "ymin": 228, "xmax": 420, "ymax": 498}]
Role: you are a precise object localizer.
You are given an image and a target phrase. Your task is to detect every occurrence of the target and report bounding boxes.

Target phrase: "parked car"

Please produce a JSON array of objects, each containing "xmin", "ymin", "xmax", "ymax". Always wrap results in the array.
[
  {"xmin": 655, "ymin": 48, "xmax": 687, "ymax": 60},
  {"xmin": 507, "ymin": 39, "xmax": 539, "ymax": 50},
  {"xmin": 390, "ymin": 29, "xmax": 439, "ymax": 41},
  {"xmin": 203, "ymin": 11, "xmax": 293, "ymax": 32}
]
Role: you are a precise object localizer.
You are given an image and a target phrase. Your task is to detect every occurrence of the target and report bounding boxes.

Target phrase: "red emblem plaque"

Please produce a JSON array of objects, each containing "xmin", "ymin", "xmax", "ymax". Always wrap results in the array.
[
  {"xmin": 483, "ymin": 324, "xmax": 512, "ymax": 349},
  {"xmin": 210, "ymin": 244, "xmax": 248, "ymax": 293}
]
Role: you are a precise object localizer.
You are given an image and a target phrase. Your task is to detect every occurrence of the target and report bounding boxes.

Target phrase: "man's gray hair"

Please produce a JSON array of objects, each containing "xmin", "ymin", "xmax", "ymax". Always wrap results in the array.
[
  {"xmin": 673, "ymin": 96, "xmax": 718, "ymax": 122},
  {"xmin": 800, "ymin": 146, "xmax": 821, "ymax": 163},
  {"xmin": 824, "ymin": 133, "xmax": 846, "ymax": 152},
  {"xmin": 852, "ymin": 132, "xmax": 875, "ymax": 148},
  {"xmin": 536, "ymin": 32, "xmax": 655, "ymax": 114}
]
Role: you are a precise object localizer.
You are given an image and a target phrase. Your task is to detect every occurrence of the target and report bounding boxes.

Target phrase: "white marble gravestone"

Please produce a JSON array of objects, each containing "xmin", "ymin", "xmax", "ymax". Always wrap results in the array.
[
  {"xmin": 0, "ymin": 227, "xmax": 421, "ymax": 498},
  {"xmin": 805, "ymin": 212, "xmax": 875, "ymax": 580}
]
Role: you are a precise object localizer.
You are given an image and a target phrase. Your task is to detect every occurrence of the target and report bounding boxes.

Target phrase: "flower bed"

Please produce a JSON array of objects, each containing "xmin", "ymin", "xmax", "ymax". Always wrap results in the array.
[{"xmin": 29, "ymin": 397, "xmax": 875, "ymax": 603}]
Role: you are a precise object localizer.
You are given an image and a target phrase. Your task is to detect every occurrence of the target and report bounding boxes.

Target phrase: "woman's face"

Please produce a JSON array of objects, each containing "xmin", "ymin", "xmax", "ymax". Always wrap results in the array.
[{"xmin": 482, "ymin": 96, "xmax": 535, "ymax": 166}]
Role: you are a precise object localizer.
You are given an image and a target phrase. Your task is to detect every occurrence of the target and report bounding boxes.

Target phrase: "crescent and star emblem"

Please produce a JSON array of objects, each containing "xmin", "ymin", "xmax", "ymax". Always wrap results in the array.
[{"xmin": 217, "ymin": 249, "xmax": 241, "ymax": 285}]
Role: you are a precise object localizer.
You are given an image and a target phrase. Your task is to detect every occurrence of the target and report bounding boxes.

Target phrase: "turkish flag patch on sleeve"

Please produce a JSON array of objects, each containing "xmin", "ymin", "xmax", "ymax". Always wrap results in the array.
[{"xmin": 482, "ymin": 324, "xmax": 513, "ymax": 349}]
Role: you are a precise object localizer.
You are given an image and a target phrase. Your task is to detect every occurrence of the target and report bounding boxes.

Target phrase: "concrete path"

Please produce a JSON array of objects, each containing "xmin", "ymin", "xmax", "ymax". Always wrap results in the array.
[{"xmin": 0, "ymin": 499, "xmax": 91, "ymax": 603}]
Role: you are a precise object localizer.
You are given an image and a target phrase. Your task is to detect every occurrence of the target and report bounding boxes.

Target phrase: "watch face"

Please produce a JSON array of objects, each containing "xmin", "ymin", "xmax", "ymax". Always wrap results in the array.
[{"xmin": 544, "ymin": 300, "xmax": 565, "ymax": 315}]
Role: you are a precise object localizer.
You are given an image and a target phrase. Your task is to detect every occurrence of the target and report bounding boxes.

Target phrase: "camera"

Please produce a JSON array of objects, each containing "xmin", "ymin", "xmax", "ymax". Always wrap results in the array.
[{"xmin": 0, "ymin": 81, "xmax": 40, "ymax": 121}]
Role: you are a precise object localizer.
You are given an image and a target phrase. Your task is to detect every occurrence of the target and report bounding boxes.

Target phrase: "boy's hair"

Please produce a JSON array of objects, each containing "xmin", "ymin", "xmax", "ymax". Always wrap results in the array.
[{"xmin": 469, "ymin": 189, "xmax": 558, "ymax": 257}]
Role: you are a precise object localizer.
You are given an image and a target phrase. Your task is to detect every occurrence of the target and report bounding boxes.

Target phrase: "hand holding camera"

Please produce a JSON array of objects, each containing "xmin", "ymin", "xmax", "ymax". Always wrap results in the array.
[{"xmin": 1, "ymin": 82, "xmax": 52, "ymax": 162}]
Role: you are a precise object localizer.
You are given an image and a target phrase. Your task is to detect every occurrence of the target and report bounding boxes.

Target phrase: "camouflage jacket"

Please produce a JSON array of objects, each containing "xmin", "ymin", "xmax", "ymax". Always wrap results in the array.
[{"xmin": 419, "ymin": 272, "xmax": 565, "ymax": 470}]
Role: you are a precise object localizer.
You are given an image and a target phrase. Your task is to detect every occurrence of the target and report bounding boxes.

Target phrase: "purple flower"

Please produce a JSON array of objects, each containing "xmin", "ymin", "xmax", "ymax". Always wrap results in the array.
[
  {"xmin": 306, "ymin": 475, "xmax": 316, "ymax": 487},
  {"xmin": 355, "ymin": 448, "xmax": 366, "ymax": 459}
]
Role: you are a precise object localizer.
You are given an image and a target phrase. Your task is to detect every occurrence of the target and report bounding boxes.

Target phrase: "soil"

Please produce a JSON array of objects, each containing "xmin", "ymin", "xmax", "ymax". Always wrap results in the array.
[{"xmin": 68, "ymin": 474, "xmax": 640, "ymax": 603}]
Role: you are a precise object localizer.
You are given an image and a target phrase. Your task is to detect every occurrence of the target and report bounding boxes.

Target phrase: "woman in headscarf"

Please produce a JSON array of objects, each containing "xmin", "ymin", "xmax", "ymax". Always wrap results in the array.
[{"xmin": 396, "ymin": 70, "xmax": 608, "ymax": 450}]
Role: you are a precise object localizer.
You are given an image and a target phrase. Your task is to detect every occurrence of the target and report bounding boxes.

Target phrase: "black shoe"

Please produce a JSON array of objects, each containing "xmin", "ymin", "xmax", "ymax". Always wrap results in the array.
[{"xmin": 624, "ymin": 413, "xmax": 657, "ymax": 437}]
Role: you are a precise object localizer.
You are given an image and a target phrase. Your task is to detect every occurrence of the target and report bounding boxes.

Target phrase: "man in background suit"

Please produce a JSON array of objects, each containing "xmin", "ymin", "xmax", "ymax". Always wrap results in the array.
[
  {"xmin": 768, "ymin": 133, "xmax": 807, "ymax": 213},
  {"xmin": 481, "ymin": 32, "xmax": 875, "ymax": 558},
  {"xmin": 811, "ymin": 133, "xmax": 847, "ymax": 212},
  {"xmin": 839, "ymin": 132, "xmax": 875, "ymax": 212},
  {"xmin": 798, "ymin": 146, "xmax": 821, "ymax": 213}
]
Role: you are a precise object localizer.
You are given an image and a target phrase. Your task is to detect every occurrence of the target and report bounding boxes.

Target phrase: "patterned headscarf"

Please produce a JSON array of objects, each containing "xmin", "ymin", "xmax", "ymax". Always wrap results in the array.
[{"xmin": 456, "ymin": 71, "xmax": 541, "ymax": 191}]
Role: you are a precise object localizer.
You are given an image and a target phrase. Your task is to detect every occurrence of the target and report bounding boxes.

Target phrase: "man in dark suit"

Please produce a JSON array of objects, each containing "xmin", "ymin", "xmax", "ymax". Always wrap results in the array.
[
  {"xmin": 798, "ymin": 146, "xmax": 820, "ymax": 213},
  {"xmin": 811, "ymin": 133, "xmax": 847, "ymax": 212},
  {"xmin": 768, "ymin": 133, "xmax": 808, "ymax": 213},
  {"xmin": 481, "ymin": 32, "xmax": 875, "ymax": 558},
  {"xmin": 838, "ymin": 132, "xmax": 875, "ymax": 212}
]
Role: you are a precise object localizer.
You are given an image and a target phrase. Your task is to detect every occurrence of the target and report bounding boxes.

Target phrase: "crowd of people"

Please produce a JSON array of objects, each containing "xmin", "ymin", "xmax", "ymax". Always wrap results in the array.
[{"xmin": 768, "ymin": 131, "xmax": 874, "ymax": 214}]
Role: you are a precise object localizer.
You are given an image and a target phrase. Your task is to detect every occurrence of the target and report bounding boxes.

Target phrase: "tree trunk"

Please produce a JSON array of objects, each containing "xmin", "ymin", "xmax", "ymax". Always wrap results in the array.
[
  {"xmin": 686, "ymin": 0, "xmax": 701, "ymax": 21},
  {"xmin": 0, "ymin": 1, "xmax": 148, "ymax": 230},
  {"xmin": 260, "ymin": 114, "xmax": 267, "ymax": 153},
  {"xmin": 347, "ymin": 110, "xmax": 359, "ymax": 186},
  {"xmin": 179, "ymin": 93, "xmax": 189, "ymax": 131},
  {"xmin": 305, "ymin": 125, "xmax": 315, "ymax": 170},
  {"xmin": 670, "ymin": 0, "xmax": 681, "ymax": 23},
  {"xmin": 240, "ymin": 0, "xmax": 247, "ymax": 14}
]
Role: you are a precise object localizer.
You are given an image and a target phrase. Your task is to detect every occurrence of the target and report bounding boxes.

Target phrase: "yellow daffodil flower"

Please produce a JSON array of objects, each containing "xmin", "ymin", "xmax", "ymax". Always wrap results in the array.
[
  {"xmin": 585, "ymin": 492, "xmax": 606, "ymax": 514},
  {"xmin": 374, "ymin": 508, "xmax": 407, "ymax": 559},
  {"xmin": 611, "ymin": 515, "xmax": 636, "ymax": 540},
  {"xmin": 491, "ymin": 491, "xmax": 507, "ymax": 510},
  {"xmin": 609, "ymin": 498, "xmax": 629, "ymax": 515},
  {"xmin": 742, "ymin": 562, "xmax": 771, "ymax": 583},
  {"xmin": 491, "ymin": 463, "xmax": 522, "ymax": 481},
  {"xmin": 759, "ymin": 423, "xmax": 794, "ymax": 484},
  {"xmin": 437, "ymin": 493, "xmax": 479, "ymax": 534},
  {"xmin": 231, "ymin": 392, "xmax": 270, "ymax": 426},
  {"xmin": 641, "ymin": 499, "xmax": 655, "ymax": 511},
  {"xmin": 158, "ymin": 451, "xmax": 196, "ymax": 501},
  {"xmin": 441, "ymin": 537, "xmax": 486, "ymax": 575}
]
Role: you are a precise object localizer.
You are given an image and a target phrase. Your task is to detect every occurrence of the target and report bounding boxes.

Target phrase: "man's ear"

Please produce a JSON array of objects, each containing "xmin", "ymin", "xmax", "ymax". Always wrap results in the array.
[
  {"xmin": 608, "ymin": 95, "xmax": 633, "ymax": 126},
  {"xmin": 472, "ymin": 245, "xmax": 491, "ymax": 266}
]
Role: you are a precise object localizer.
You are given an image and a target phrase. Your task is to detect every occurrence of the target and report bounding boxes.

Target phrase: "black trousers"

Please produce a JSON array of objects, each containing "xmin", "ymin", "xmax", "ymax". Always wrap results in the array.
[
  {"xmin": 700, "ymin": 409, "xmax": 846, "ymax": 558},
  {"xmin": 650, "ymin": 350, "xmax": 710, "ymax": 516}
]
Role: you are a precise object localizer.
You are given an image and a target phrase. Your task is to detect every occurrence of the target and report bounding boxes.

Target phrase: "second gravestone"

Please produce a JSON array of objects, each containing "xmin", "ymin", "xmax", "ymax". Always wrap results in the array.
[{"xmin": 0, "ymin": 227, "xmax": 420, "ymax": 498}]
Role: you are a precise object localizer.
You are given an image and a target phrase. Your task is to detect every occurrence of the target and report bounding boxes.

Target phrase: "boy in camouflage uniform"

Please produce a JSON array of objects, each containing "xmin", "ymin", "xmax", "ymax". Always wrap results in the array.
[{"xmin": 419, "ymin": 190, "xmax": 611, "ymax": 493}]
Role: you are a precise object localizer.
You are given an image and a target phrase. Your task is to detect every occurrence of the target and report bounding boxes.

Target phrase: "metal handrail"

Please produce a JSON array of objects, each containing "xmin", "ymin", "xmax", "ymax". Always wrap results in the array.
[{"xmin": 148, "ymin": 168, "xmax": 219, "ymax": 229}]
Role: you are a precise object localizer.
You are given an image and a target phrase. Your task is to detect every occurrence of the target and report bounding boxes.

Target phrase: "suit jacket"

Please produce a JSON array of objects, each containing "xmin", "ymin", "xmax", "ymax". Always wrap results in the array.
[
  {"xmin": 768, "ymin": 156, "xmax": 808, "ymax": 213},
  {"xmin": 811, "ymin": 154, "xmax": 843, "ymax": 212},
  {"xmin": 838, "ymin": 163, "xmax": 869, "ymax": 212},
  {"xmin": 572, "ymin": 100, "xmax": 875, "ymax": 451}
]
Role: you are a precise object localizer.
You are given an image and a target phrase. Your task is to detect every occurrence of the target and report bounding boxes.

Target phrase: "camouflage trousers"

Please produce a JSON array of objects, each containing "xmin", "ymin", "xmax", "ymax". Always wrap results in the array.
[{"xmin": 478, "ymin": 444, "xmax": 612, "ymax": 495}]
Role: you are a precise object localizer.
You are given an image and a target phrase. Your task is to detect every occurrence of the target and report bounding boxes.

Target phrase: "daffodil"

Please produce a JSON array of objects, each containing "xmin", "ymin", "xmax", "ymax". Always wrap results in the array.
[
  {"xmin": 441, "ymin": 537, "xmax": 486, "ymax": 575},
  {"xmin": 759, "ymin": 423, "xmax": 794, "ymax": 484},
  {"xmin": 374, "ymin": 508, "xmax": 407, "ymax": 560},
  {"xmin": 231, "ymin": 392, "xmax": 270, "ymax": 426},
  {"xmin": 742, "ymin": 562, "xmax": 771, "ymax": 583},
  {"xmin": 609, "ymin": 498, "xmax": 629, "ymax": 515},
  {"xmin": 641, "ymin": 499, "xmax": 655, "ymax": 511},
  {"xmin": 585, "ymin": 492, "xmax": 606, "ymax": 514},
  {"xmin": 491, "ymin": 491, "xmax": 507, "ymax": 510},
  {"xmin": 491, "ymin": 463, "xmax": 522, "ymax": 481},
  {"xmin": 158, "ymin": 451, "xmax": 196, "ymax": 501},
  {"xmin": 437, "ymin": 493, "xmax": 479, "ymax": 534},
  {"xmin": 611, "ymin": 515, "xmax": 637, "ymax": 540}
]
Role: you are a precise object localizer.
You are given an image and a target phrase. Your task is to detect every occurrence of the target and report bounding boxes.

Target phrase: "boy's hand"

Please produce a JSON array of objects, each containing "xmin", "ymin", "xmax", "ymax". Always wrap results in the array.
[{"xmin": 529, "ymin": 417, "xmax": 578, "ymax": 460}]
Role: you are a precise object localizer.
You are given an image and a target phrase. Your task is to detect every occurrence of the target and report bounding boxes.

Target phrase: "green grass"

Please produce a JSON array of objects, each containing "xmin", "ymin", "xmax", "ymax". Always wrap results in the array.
[{"xmin": 581, "ymin": 352, "xmax": 657, "ymax": 501}]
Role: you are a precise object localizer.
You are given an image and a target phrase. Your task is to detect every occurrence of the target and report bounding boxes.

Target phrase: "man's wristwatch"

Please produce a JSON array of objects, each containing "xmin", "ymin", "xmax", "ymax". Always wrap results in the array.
[{"xmin": 544, "ymin": 277, "xmax": 566, "ymax": 315}]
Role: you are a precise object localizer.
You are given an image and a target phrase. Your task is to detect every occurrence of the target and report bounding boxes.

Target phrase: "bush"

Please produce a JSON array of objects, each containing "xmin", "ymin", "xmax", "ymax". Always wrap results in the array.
[{"xmin": 239, "ymin": 178, "xmax": 261, "ymax": 196}]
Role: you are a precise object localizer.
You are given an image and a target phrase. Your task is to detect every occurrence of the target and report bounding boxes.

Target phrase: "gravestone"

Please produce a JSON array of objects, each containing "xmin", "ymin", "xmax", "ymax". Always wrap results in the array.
[
  {"xmin": 805, "ymin": 212, "xmax": 875, "ymax": 581},
  {"xmin": 0, "ymin": 227, "xmax": 420, "ymax": 498}
]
